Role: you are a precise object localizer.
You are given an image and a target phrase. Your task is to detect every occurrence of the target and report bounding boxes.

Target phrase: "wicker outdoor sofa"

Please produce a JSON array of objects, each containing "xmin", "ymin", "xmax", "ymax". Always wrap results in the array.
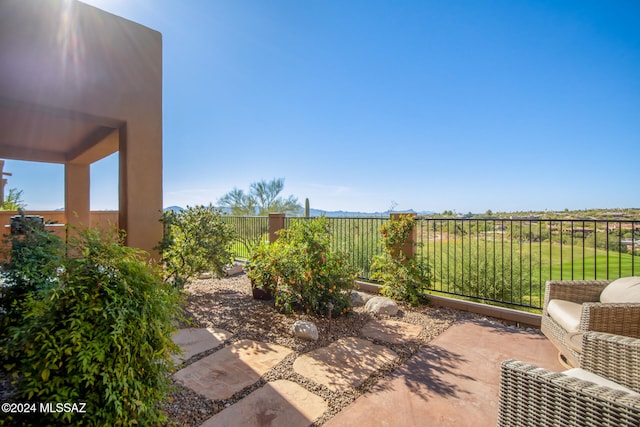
[
  {"xmin": 541, "ymin": 277, "xmax": 640, "ymax": 367},
  {"xmin": 498, "ymin": 331, "xmax": 640, "ymax": 427}
]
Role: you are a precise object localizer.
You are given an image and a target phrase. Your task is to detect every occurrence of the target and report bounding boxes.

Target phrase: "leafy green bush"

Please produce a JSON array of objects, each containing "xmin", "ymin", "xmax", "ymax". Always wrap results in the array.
[
  {"xmin": 1, "ymin": 228, "xmax": 180, "ymax": 426},
  {"xmin": 248, "ymin": 217, "xmax": 357, "ymax": 316},
  {"xmin": 158, "ymin": 204, "xmax": 236, "ymax": 288},
  {"xmin": 370, "ymin": 215, "xmax": 431, "ymax": 305},
  {"xmin": 247, "ymin": 240, "xmax": 291, "ymax": 299},
  {"xmin": 0, "ymin": 214, "xmax": 64, "ymax": 335}
]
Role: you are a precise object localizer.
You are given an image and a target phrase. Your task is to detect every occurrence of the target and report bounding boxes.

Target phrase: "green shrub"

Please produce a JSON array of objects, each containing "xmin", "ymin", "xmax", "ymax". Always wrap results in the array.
[
  {"xmin": 248, "ymin": 217, "xmax": 357, "ymax": 316},
  {"xmin": 158, "ymin": 204, "xmax": 236, "ymax": 288},
  {"xmin": 2, "ymin": 228, "xmax": 180, "ymax": 426},
  {"xmin": 370, "ymin": 215, "xmax": 431, "ymax": 305},
  {"xmin": 0, "ymin": 214, "xmax": 64, "ymax": 335},
  {"xmin": 247, "ymin": 240, "xmax": 292, "ymax": 298}
]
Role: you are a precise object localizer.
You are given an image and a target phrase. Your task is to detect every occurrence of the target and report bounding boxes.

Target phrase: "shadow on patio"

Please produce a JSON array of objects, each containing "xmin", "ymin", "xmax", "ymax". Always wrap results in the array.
[{"xmin": 325, "ymin": 318, "xmax": 563, "ymax": 427}]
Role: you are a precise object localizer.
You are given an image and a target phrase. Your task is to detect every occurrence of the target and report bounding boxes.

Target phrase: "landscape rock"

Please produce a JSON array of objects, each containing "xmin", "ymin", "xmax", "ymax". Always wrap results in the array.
[
  {"xmin": 365, "ymin": 296, "xmax": 399, "ymax": 316},
  {"xmin": 351, "ymin": 291, "xmax": 374, "ymax": 307},
  {"xmin": 292, "ymin": 321, "xmax": 319, "ymax": 341},
  {"xmin": 225, "ymin": 263, "xmax": 244, "ymax": 276}
]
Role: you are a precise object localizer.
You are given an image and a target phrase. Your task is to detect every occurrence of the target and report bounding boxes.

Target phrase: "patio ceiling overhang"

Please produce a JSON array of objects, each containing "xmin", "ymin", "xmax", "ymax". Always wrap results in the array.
[
  {"xmin": 0, "ymin": 0, "xmax": 163, "ymax": 256},
  {"xmin": 0, "ymin": 98, "xmax": 121, "ymax": 165}
]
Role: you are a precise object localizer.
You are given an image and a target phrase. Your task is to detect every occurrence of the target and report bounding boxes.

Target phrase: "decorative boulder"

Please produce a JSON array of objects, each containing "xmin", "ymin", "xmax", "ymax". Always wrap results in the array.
[
  {"xmin": 292, "ymin": 321, "xmax": 319, "ymax": 341},
  {"xmin": 365, "ymin": 297, "xmax": 399, "ymax": 316},
  {"xmin": 351, "ymin": 291, "xmax": 373, "ymax": 307},
  {"xmin": 225, "ymin": 263, "xmax": 244, "ymax": 277}
]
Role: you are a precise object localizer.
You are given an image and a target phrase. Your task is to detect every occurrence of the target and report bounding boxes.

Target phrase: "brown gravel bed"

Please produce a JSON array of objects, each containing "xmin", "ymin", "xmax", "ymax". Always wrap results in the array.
[{"xmin": 163, "ymin": 273, "xmax": 477, "ymax": 426}]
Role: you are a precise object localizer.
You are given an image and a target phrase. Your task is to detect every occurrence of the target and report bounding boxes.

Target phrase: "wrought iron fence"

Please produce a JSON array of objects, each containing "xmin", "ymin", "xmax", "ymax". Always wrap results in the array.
[
  {"xmin": 222, "ymin": 215, "xmax": 639, "ymax": 310},
  {"xmin": 416, "ymin": 218, "xmax": 639, "ymax": 309},
  {"xmin": 220, "ymin": 216, "xmax": 269, "ymax": 259},
  {"xmin": 284, "ymin": 216, "xmax": 386, "ymax": 278}
]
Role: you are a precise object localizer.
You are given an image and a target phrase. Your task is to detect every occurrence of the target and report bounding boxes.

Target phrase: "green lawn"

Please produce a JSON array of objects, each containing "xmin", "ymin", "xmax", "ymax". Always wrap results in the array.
[
  {"xmin": 548, "ymin": 250, "xmax": 638, "ymax": 280},
  {"xmin": 423, "ymin": 238, "xmax": 639, "ymax": 309}
]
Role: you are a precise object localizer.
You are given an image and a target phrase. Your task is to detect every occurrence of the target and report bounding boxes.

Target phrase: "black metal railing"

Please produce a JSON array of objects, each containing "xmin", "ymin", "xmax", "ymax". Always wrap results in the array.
[
  {"xmin": 221, "ymin": 216, "xmax": 269, "ymax": 259},
  {"xmin": 222, "ymin": 215, "xmax": 639, "ymax": 310},
  {"xmin": 284, "ymin": 216, "xmax": 385, "ymax": 278},
  {"xmin": 416, "ymin": 218, "xmax": 639, "ymax": 309}
]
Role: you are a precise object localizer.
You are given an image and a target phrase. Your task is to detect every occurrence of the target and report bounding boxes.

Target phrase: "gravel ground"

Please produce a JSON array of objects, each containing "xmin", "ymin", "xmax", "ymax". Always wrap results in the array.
[{"xmin": 163, "ymin": 273, "xmax": 475, "ymax": 427}]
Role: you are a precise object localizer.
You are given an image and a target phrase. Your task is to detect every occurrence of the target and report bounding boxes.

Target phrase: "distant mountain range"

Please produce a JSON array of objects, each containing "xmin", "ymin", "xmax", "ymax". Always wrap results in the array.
[
  {"xmin": 163, "ymin": 206, "xmax": 434, "ymax": 217},
  {"xmin": 164, "ymin": 206, "xmax": 185, "ymax": 213},
  {"xmin": 308, "ymin": 208, "xmax": 435, "ymax": 217}
]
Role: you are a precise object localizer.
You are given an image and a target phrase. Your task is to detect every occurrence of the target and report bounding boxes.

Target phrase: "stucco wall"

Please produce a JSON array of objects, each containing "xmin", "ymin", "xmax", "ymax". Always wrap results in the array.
[{"xmin": 0, "ymin": 210, "xmax": 120, "ymax": 260}]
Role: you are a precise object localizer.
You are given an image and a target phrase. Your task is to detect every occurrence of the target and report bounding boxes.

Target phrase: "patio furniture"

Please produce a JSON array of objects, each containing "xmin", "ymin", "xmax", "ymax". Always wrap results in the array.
[
  {"xmin": 541, "ymin": 277, "xmax": 640, "ymax": 367},
  {"xmin": 498, "ymin": 331, "xmax": 640, "ymax": 427}
]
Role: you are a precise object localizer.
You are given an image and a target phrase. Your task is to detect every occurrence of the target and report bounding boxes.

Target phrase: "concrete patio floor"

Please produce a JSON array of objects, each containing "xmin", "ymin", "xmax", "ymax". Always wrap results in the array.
[{"xmin": 324, "ymin": 318, "xmax": 564, "ymax": 427}]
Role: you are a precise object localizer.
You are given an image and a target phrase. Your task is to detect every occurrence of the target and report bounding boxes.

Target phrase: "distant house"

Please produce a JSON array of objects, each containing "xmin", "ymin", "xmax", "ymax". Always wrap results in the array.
[
  {"xmin": 621, "ymin": 238, "xmax": 640, "ymax": 247},
  {"xmin": 563, "ymin": 227, "xmax": 594, "ymax": 236},
  {"xmin": 608, "ymin": 223, "xmax": 640, "ymax": 233}
]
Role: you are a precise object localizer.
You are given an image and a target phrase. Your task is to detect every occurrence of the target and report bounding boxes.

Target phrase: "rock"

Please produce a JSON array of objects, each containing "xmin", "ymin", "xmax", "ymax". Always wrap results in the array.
[
  {"xmin": 225, "ymin": 263, "xmax": 244, "ymax": 277},
  {"xmin": 292, "ymin": 321, "xmax": 319, "ymax": 341},
  {"xmin": 351, "ymin": 291, "xmax": 374, "ymax": 306},
  {"xmin": 365, "ymin": 296, "xmax": 399, "ymax": 316},
  {"xmin": 198, "ymin": 272, "xmax": 213, "ymax": 279}
]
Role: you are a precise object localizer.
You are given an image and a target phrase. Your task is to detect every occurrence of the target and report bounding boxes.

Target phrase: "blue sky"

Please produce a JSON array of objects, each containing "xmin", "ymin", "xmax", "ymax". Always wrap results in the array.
[{"xmin": 7, "ymin": 0, "xmax": 639, "ymax": 213}]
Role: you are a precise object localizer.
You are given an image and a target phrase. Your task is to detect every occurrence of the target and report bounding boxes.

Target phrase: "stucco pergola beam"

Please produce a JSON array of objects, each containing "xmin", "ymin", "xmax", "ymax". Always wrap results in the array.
[
  {"xmin": 0, "ymin": 97, "xmax": 123, "ymax": 128},
  {"xmin": 0, "ymin": 146, "xmax": 67, "ymax": 164},
  {"xmin": 67, "ymin": 127, "xmax": 119, "ymax": 164}
]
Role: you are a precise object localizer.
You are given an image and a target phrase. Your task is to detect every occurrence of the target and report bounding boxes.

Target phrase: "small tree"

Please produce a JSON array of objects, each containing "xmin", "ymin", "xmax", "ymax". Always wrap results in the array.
[
  {"xmin": 158, "ymin": 204, "xmax": 236, "ymax": 288},
  {"xmin": 1, "ymin": 188, "xmax": 27, "ymax": 210},
  {"xmin": 218, "ymin": 178, "xmax": 302, "ymax": 216}
]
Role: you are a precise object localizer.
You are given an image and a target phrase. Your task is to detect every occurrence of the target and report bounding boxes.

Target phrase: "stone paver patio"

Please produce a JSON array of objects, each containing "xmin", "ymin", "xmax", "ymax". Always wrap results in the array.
[
  {"xmin": 173, "ymin": 339, "xmax": 292, "ymax": 401},
  {"xmin": 172, "ymin": 327, "xmax": 233, "ymax": 364},
  {"xmin": 293, "ymin": 337, "xmax": 398, "ymax": 392},
  {"xmin": 172, "ymin": 318, "xmax": 562, "ymax": 427},
  {"xmin": 200, "ymin": 380, "xmax": 327, "ymax": 427},
  {"xmin": 361, "ymin": 318, "xmax": 424, "ymax": 344}
]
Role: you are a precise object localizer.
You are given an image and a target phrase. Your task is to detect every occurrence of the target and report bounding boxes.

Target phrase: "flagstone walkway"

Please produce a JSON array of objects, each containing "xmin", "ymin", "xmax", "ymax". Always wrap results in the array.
[{"xmin": 172, "ymin": 317, "xmax": 561, "ymax": 426}]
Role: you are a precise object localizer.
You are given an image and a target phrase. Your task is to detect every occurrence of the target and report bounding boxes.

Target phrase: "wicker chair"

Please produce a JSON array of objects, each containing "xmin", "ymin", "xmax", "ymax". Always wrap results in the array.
[
  {"xmin": 541, "ymin": 279, "xmax": 640, "ymax": 367},
  {"xmin": 498, "ymin": 332, "xmax": 640, "ymax": 427}
]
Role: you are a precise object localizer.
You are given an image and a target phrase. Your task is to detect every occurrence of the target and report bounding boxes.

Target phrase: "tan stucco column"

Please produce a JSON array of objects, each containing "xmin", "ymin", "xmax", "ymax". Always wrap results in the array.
[
  {"xmin": 119, "ymin": 121, "xmax": 163, "ymax": 258},
  {"xmin": 65, "ymin": 163, "xmax": 90, "ymax": 229},
  {"xmin": 269, "ymin": 213, "xmax": 286, "ymax": 243},
  {"xmin": 390, "ymin": 212, "xmax": 418, "ymax": 261}
]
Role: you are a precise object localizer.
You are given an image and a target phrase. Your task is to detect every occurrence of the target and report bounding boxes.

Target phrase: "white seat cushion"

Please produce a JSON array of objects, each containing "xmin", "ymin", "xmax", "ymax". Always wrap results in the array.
[
  {"xmin": 547, "ymin": 299, "xmax": 582, "ymax": 333},
  {"xmin": 564, "ymin": 368, "xmax": 639, "ymax": 396},
  {"xmin": 600, "ymin": 276, "xmax": 640, "ymax": 303}
]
